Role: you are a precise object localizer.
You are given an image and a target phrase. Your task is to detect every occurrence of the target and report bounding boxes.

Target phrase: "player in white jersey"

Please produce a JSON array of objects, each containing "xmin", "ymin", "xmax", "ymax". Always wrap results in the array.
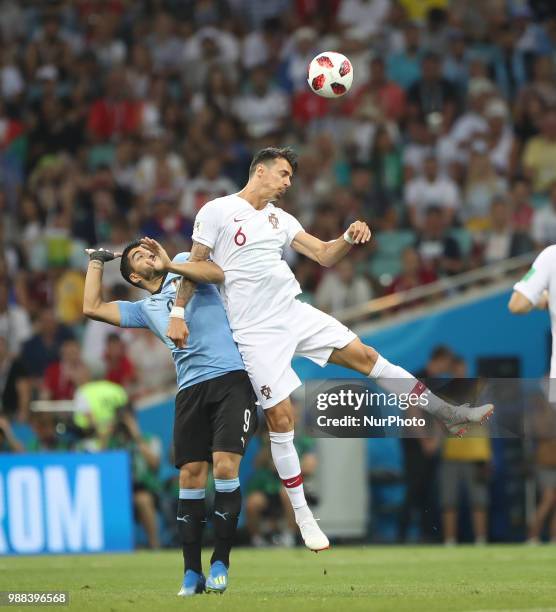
[
  {"xmin": 143, "ymin": 147, "xmax": 495, "ymax": 552},
  {"xmin": 509, "ymin": 245, "xmax": 552, "ymax": 378}
]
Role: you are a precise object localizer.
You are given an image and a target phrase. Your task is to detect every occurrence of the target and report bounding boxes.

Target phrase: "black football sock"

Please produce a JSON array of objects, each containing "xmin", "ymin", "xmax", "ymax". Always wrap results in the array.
[
  {"xmin": 211, "ymin": 478, "xmax": 242, "ymax": 568},
  {"xmin": 177, "ymin": 489, "xmax": 206, "ymax": 574}
]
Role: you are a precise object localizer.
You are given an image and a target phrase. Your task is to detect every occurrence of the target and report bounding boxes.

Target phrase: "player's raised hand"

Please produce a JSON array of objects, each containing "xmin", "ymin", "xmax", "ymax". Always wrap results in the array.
[
  {"xmin": 140, "ymin": 237, "xmax": 172, "ymax": 271},
  {"xmin": 346, "ymin": 220, "xmax": 371, "ymax": 245},
  {"xmin": 166, "ymin": 316, "xmax": 189, "ymax": 349},
  {"xmin": 85, "ymin": 248, "xmax": 122, "ymax": 262}
]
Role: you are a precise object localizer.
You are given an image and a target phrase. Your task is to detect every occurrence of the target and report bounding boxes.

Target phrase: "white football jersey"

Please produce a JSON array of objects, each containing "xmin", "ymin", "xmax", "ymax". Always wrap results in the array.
[
  {"xmin": 514, "ymin": 245, "xmax": 556, "ymax": 376},
  {"xmin": 192, "ymin": 194, "xmax": 304, "ymax": 330}
]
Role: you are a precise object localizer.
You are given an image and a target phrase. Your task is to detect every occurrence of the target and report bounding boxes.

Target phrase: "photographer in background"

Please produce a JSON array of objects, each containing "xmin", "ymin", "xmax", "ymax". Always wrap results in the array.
[
  {"xmin": 27, "ymin": 412, "xmax": 72, "ymax": 452},
  {"xmin": 104, "ymin": 408, "xmax": 162, "ymax": 549}
]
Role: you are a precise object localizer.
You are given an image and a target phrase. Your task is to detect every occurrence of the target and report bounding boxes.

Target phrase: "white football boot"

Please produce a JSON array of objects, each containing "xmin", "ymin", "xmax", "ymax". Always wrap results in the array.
[
  {"xmin": 296, "ymin": 510, "xmax": 329, "ymax": 552},
  {"xmin": 437, "ymin": 402, "xmax": 495, "ymax": 437}
]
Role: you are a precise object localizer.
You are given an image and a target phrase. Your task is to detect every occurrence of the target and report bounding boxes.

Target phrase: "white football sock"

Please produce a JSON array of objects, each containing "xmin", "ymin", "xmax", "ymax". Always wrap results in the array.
[
  {"xmin": 369, "ymin": 354, "xmax": 446, "ymax": 416},
  {"xmin": 269, "ymin": 430, "xmax": 308, "ymax": 512}
]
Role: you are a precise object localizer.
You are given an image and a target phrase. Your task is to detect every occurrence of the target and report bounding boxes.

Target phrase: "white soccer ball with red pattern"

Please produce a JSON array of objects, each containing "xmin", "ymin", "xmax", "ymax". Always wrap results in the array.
[{"xmin": 307, "ymin": 51, "xmax": 353, "ymax": 98}]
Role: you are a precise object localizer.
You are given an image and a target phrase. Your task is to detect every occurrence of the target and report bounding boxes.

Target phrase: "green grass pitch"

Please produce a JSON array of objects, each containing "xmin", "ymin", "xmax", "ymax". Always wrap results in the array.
[{"xmin": 1, "ymin": 545, "xmax": 555, "ymax": 611}]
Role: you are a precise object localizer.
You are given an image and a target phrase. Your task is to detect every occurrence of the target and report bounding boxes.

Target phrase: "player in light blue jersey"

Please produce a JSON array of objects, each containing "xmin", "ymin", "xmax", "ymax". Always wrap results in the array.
[{"xmin": 83, "ymin": 240, "xmax": 258, "ymax": 596}]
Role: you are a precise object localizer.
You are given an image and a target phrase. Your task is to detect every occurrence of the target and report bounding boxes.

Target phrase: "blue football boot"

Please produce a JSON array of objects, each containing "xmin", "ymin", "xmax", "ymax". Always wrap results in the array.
[
  {"xmin": 177, "ymin": 570, "xmax": 205, "ymax": 596},
  {"xmin": 205, "ymin": 561, "xmax": 228, "ymax": 594}
]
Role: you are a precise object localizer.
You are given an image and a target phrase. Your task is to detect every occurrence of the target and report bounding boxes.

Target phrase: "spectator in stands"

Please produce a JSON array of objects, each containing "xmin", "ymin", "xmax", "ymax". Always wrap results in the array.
[
  {"xmin": 484, "ymin": 98, "xmax": 514, "ymax": 176},
  {"xmin": 387, "ymin": 21, "xmax": 422, "ymax": 90},
  {"xmin": 132, "ymin": 134, "xmax": 187, "ymax": 199},
  {"xmin": 140, "ymin": 196, "xmax": 192, "ymax": 243},
  {"xmin": 407, "ymin": 52, "xmax": 458, "ymax": 123},
  {"xmin": 491, "ymin": 21, "xmax": 528, "ymax": 101},
  {"xmin": 370, "ymin": 125, "xmax": 404, "ymax": 201},
  {"xmin": 53, "ymin": 266, "xmax": 87, "ymax": 327},
  {"xmin": 475, "ymin": 196, "xmax": 534, "ymax": 265},
  {"xmin": 232, "ymin": 65, "xmax": 289, "ymax": 139},
  {"xmin": 87, "ymin": 68, "xmax": 141, "ymax": 142},
  {"xmin": 402, "ymin": 119, "xmax": 433, "ymax": 180},
  {"xmin": 0, "ymin": 415, "xmax": 23, "ymax": 452},
  {"xmin": 510, "ymin": 176, "xmax": 534, "ymax": 232},
  {"xmin": 532, "ymin": 181, "xmax": 556, "ymax": 247},
  {"xmin": 127, "ymin": 328, "xmax": 176, "ymax": 399},
  {"xmin": 0, "ymin": 335, "xmax": 30, "ymax": 422},
  {"xmin": 103, "ymin": 333, "xmax": 137, "ymax": 391},
  {"xmin": 191, "ymin": 66, "xmax": 236, "ymax": 116},
  {"xmin": 449, "ymin": 77, "xmax": 495, "ymax": 153},
  {"xmin": 0, "ymin": 281, "xmax": 32, "ymax": 356},
  {"xmin": 350, "ymin": 56, "xmax": 406, "ymax": 122},
  {"xmin": 388, "ymin": 246, "xmax": 437, "ymax": 303},
  {"xmin": 282, "ymin": 27, "xmax": 319, "ymax": 93},
  {"xmin": 337, "ymin": 0, "xmax": 391, "ymax": 39},
  {"xmin": 24, "ymin": 12, "xmax": 71, "ymax": 79},
  {"xmin": 214, "ymin": 116, "xmax": 252, "ymax": 186},
  {"xmin": 82, "ymin": 284, "xmax": 131, "ymax": 375},
  {"xmin": 42, "ymin": 338, "xmax": 89, "ymax": 401},
  {"xmin": 147, "ymin": 12, "xmax": 184, "ymax": 77},
  {"xmin": 463, "ymin": 141, "xmax": 507, "ymax": 231},
  {"xmin": 399, "ymin": 346, "xmax": 452, "ymax": 543},
  {"xmin": 183, "ymin": 25, "xmax": 239, "ymax": 90},
  {"xmin": 523, "ymin": 108, "xmax": 556, "ymax": 194},
  {"xmin": 20, "ymin": 309, "xmax": 74, "ymax": 385},
  {"xmin": 405, "ymin": 155, "xmax": 460, "ymax": 229},
  {"xmin": 441, "ymin": 359, "xmax": 492, "ymax": 545},
  {"xmin": 104, "ymin": 410, "xmax": 162, "ymax": 549},
  {"xmin": 527, "ymin": 394, "xmax": 556, "ymax": 544},
  {"xmin": 416, "ymin": 206, "xmax": 464, "ymax": 276},
  {"xmin": 179, "ymin": 155, "xmax": 238, "ymax": 220},
  {"xmin": 315, "ymin": 258, "xmax": 373, "ymax": 316}
]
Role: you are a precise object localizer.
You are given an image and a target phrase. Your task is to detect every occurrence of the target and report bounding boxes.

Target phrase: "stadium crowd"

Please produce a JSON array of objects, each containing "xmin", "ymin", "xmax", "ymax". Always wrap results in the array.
[{"xmin": 2, "ymin": 0, "xmax": 556, "ymax": 545}]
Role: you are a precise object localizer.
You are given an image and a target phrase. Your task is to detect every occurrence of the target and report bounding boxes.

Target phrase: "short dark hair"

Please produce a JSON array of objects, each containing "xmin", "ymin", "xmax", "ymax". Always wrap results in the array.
[
  {"xmin": 120, "ymin": 239, "xmax": 143, "ymax": 287},
  {"xmin": 249, "ymin": 147, "xmax": 298, "ymax": 176},
  {"xmin": 430, "ymin": 345, "xmax": 453, "ymax": 361}
]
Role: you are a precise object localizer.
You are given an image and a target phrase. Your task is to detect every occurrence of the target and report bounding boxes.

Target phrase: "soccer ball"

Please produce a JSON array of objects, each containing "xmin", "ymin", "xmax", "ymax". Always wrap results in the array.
[{"xmin": 307, "ymin": 51, "xmax": 353, "ymax": 99}]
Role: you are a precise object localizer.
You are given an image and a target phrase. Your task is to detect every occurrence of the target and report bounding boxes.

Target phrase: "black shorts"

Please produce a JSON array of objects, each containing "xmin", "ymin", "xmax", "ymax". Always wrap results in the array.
[{"xmin": 174, "ymin": 370, "xmax": 258, "ymax": 468}]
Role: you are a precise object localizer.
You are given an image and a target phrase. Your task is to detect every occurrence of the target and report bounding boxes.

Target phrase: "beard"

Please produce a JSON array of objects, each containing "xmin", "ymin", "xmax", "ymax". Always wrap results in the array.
[{"xmin": 273, "ymin": 187, "xmax": 286, "ymax": 200}]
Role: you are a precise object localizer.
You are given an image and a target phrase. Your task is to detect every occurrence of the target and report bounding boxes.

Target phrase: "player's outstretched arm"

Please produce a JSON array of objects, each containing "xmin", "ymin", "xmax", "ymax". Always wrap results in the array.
[
  {"xmin": 140, "ymin": 237, "xmax": 224, "ymax": 283},
  {"xmin": 167, "ymin": 241, "xmax": 212, "ymax": 348},
  {"xmin": 508, "ymin": 289, "xmax": 547, "ymax": 314},
  {"xmin": 291, "ymin": 220, "xmax": 371, "ymax": 268},
  {"xmin": 83, "ymin": 248, "xmax": 122, "ymax": 325}
]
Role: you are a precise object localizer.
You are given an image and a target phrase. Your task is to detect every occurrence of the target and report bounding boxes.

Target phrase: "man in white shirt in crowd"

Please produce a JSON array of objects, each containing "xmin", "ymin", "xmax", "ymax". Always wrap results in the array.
[{"xmin": 405, "ymin": 155, "xmax": 460, "ymax": 229}]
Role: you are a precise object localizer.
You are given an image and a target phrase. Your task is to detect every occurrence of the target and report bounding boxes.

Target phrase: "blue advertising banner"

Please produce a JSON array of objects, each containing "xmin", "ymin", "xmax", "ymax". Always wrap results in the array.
[{"xmin": 0, "ymin": 451, "xmax": 133, "ymax": 555}]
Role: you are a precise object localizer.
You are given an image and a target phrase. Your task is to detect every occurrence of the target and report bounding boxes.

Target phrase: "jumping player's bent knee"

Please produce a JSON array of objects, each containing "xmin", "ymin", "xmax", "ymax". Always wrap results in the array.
[{"xmin": 264, "ymin": 400, "xmax": 294, "ymax": 432}]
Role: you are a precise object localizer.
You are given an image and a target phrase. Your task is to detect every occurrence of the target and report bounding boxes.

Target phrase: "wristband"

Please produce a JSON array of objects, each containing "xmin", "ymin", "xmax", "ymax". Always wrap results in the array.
[
  {"xmin": 170, "ymin": 306, "xmax": 185, "ymax": 319},
  {"xmin": 343, "ymin": 230, "xmax": 355, "ymax": 245},
  {"xmin": 88, "ymin": 248, "xmax": 117, "ymax": 263}
]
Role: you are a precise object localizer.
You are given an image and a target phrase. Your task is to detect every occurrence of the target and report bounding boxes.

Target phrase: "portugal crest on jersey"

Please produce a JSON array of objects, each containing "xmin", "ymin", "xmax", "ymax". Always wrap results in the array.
[
  {"xmin": 268, "ymin": 213, "xmax": 279, "ymax": 229},
  {"xmin": 260, "ymin": 385, "xmax": 272, "ymax": 400}
]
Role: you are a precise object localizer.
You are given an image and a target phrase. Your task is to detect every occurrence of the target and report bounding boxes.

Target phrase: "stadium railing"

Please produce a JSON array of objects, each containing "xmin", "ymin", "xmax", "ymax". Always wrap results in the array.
[{"xmin": 337, "ymin": 252, "xmax": 537, "ymax": 326}]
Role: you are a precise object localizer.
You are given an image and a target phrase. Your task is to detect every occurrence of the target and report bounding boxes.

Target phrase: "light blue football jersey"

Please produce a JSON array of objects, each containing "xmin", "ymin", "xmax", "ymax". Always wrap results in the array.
[{"xmin": 117, "ymin": 253, "xmax": 245, "ymax": 390}]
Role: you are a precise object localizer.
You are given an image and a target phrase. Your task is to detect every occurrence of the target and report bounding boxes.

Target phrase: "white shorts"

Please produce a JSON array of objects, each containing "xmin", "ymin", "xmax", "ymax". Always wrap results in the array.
[{"xmin": 233, "ymin": 300, "xmax": 357, "ymax": 409}]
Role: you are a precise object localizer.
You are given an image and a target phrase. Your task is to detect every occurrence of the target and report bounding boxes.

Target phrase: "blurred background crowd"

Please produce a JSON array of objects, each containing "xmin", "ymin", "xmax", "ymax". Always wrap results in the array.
[{"xmin": 1, "ymin": 0, "xmax": 556, "ymax": 548}]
